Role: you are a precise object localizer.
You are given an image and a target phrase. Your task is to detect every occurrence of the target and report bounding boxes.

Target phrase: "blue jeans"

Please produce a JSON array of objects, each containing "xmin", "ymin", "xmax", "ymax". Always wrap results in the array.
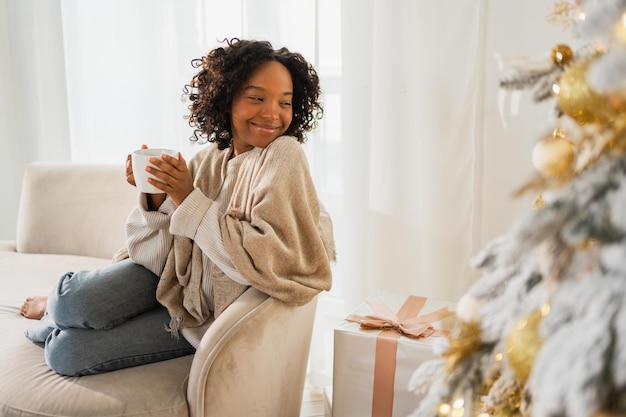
[{"xmin": 26, "ymin": 259, "xmax": 195, "ymax": 376}]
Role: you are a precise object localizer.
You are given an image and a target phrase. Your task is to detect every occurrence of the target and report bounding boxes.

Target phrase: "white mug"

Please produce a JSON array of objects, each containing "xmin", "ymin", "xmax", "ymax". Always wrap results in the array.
[{"xmin": 131, "ymin": 148, "xmax": 178, "ymax": 194}]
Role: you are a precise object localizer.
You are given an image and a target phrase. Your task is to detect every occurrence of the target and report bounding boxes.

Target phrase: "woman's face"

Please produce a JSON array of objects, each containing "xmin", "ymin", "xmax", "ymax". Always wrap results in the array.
[{"xmin": 230, "ymin": 60, "xmax": 293, "ymax": 156}]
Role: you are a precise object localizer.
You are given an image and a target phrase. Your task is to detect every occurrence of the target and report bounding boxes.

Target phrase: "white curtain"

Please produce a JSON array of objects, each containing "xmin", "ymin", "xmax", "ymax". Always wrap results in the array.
[
  {"xmin": 337, "ymin": 0, "xmax": 485, "ymax": 309},
  {"xmin": 0, "ymin": 0, "xmax": 71, "ymax": 238},
  {"xmin": 1, "ymin": 0, "xmax": 574, "ymax": 388}
]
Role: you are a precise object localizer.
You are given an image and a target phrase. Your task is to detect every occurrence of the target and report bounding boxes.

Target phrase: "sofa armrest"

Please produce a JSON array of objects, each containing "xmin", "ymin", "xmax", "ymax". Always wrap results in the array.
[
  {"xmin": 16, "ymin": 162, "xmax": 137, "ymax": 259},
  {"xmin": 187, "ymin": 287, "xmax": 317, "ymax": 417}
]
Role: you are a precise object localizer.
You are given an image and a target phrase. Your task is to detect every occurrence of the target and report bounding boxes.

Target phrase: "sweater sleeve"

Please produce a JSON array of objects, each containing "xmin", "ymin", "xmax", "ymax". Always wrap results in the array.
[
  {"xmin": 220, "ymin": 137, "xmax": 333, "ymax": 306},
  {"xmin": 126, "ymin": 192, "xmax": 177, "ymax": 276},
  {"xmin": 169, "ymin": 187, "xmax": 250, "ymax": 285}
]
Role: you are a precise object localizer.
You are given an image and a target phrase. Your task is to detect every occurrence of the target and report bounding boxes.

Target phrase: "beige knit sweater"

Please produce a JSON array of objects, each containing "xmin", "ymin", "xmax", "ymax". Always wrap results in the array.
[{"xmin": 126, "ymin": 136, "xmax": 335, "ymax": 334}]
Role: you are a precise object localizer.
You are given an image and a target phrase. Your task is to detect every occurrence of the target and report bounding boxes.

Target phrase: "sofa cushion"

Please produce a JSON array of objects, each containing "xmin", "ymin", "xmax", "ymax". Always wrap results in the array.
[
  {"xmin": 15, "ymin": 163, "xmax": 136, "ymax": 259},
  {"xmin": 0, "ymin": 250, "xmax": 193, "ymax": 417}
]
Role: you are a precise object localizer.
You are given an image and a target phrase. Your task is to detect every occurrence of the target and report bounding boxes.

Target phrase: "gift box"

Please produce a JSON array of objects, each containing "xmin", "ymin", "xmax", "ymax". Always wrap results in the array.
[{"xmin": 332, "ymin": 293, "xmax": 457, "ymax": 417}]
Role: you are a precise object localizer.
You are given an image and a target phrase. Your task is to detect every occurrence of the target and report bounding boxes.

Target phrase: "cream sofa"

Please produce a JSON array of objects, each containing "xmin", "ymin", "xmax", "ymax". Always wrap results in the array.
[{"xmin": 0, "ymin": 162, "xmax": 317, "ymax": 417}]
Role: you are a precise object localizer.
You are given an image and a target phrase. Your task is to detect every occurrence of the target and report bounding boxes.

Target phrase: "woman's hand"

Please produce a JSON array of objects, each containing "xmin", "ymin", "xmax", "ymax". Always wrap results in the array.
[
  {"xmin": 144, "ymin": 151, "xmax": 194, "ymax": 207},
  {"xmin": 125, "ymin": 144, "xmax": 193, "ymax": 209},
  {"xmin": 125, "ymin": 144, "xmax": 148, "ymax": 188}
]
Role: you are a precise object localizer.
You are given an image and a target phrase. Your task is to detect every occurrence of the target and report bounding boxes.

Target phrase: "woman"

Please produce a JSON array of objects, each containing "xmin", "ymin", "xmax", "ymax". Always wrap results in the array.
[{"xmin": 23, "ymin": 38, "xmax": 335, "ymax": 376}]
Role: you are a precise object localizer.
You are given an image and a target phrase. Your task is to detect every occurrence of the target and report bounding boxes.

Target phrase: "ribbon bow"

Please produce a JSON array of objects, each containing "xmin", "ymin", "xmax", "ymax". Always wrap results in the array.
[{"xmin": 346, "ymin": 295, "xmax": 453, "ymax": 338}]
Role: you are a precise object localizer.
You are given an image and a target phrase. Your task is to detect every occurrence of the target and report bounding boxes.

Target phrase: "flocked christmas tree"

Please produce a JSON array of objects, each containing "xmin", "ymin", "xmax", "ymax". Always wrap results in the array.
[{"xmin": 409, "ymin": 1, "xmax": 626, "ymax": 417}]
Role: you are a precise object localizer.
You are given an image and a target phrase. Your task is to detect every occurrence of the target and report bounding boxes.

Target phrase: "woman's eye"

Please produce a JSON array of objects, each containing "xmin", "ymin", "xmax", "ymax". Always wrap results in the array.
[
  {"xmin": 280, "ymin": 101, "xmax": 292, "ymax": 107},
  {"xmin": 248, "ymin": 96, "xmax": 263, "ymax": 102}
]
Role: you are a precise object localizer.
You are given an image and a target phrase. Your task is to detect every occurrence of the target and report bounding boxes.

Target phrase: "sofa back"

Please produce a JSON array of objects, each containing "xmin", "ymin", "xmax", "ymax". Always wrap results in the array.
[{"xmin": 16, "ymin": 162, "xmax": 137, "ymax": 259}]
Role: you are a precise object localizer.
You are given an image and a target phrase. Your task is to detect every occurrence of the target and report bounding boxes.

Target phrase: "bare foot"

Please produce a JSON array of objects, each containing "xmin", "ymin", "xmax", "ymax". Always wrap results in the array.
[{"xmin": 20, "ymin": 296, "xmax": 48, "ymax": 320}]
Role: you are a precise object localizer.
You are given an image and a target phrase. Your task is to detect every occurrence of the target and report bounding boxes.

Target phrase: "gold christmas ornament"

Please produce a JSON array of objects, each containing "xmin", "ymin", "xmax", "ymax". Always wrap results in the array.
[
  {"xmin": 551, "ymin": 44, "xmax": 573, "ymax": 67},
  {"xmin": 557, "ymin": 58, "xmax": 617, "ymax": 125},
  {"xmin": 532, "ymin": 128, "xmax": 576, "ymax": 177},
  {"xmin": 506, "ymin": 308, "xmax": 545, "ymax": 383}
]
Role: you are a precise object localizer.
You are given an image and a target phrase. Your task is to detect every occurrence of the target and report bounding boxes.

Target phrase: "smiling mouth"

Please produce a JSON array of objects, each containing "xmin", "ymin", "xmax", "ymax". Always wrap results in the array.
[{"xmin": 251, "ymin": 122, "xmax": 280, "ymax": 133}]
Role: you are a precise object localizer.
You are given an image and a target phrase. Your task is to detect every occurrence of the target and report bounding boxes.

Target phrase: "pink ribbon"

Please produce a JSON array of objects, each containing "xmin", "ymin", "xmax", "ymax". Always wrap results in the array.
[{"xmin": 345, "ymin": 295, "xmax": 454, "ymax": 417}]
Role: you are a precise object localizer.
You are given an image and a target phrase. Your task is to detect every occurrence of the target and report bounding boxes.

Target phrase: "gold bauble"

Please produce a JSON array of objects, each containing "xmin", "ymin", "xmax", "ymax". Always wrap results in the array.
[
  {"xmin": 551, "ymin": 44, "xmax": 573, "ymax": 67},
  {"xmin": 532, "ymin": 128, "xmax": 576, "ymax": 177},
  {"xmin": 558, "ymin": 59, "xmax": 617, "ymax": 125},
  {"xmin": 506, "ymin": 309, "xmax": 544, "ymax": 383}
]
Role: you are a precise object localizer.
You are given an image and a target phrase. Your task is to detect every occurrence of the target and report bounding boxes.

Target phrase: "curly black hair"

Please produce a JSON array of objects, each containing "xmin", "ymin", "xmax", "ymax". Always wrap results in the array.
[{"xmin": 183, "ymin": 38, "xmax": 323, "ymax": 150}]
